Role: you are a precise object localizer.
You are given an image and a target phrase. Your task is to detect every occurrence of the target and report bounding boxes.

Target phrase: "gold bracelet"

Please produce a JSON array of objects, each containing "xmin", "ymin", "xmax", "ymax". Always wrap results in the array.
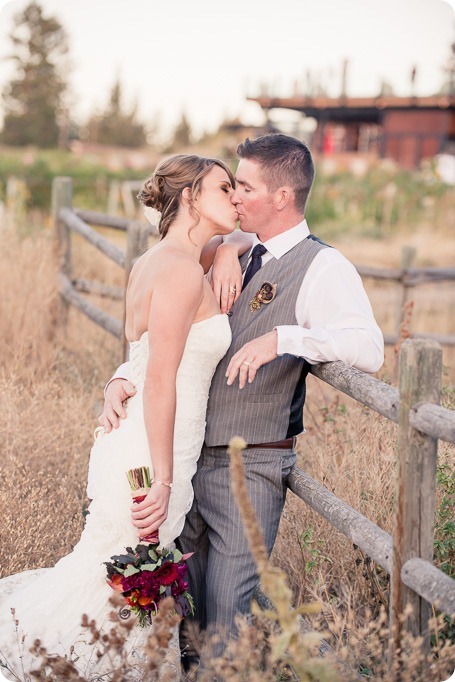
[{"xmin": 151, "ymin": 478, "xmax": 173, "ymax": 490}]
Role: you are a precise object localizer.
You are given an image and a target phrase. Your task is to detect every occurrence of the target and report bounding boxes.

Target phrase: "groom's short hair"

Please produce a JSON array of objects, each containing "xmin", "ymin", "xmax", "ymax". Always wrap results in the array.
[{"xmin": 237, "ymin": 133, "xmax": 315, "ymax": 214}]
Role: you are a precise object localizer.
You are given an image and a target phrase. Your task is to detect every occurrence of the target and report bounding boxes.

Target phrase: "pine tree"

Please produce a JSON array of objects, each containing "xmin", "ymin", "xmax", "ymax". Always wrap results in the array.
[
  {"xmin": 85, "ymin": 78, "xmax": 147, "ymax": 148},
  {"xmin": 1, "ymin": 2, "xmax": 69, "ymax": 147},
  {"xmin": 171, "ymin": 110, "xmax": 193, "ymax": 148}
]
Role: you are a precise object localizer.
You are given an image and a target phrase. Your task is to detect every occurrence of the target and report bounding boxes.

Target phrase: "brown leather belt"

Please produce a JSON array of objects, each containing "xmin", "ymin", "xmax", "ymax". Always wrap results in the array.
[{"xmin": 246, "ymin": 437, "xmax": 295, "ymax": 450}]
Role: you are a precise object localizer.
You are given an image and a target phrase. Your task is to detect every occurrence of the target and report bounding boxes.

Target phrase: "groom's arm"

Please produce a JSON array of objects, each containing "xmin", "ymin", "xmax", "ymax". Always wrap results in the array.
[
  {"xmin": 98, "ymin": 362, "xmax": 136, "ymax": 433},
  {"xmin": 225, "ymin": 252, "xmax": 384, "ymax": 387}
]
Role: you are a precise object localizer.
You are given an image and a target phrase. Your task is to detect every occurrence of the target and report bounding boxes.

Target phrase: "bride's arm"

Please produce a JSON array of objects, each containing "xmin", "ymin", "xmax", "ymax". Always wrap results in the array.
[
  {"xmin": 200, "ymin": 231, "xmax": 253, "ymax": 274},
  {"xmin": 201, "ymin": 231, "xmax": 254, "ymax": 313},
  {"xmin": 99, "ymin": 230, "xmax": 253, "ymax": 433},
  {"xmin": 131, "ymin": 257, "xmax": 204, "ymax": 540},
  {"xmin": 209, "ymin": 230, "xmax": 254, "ymax": 313}
]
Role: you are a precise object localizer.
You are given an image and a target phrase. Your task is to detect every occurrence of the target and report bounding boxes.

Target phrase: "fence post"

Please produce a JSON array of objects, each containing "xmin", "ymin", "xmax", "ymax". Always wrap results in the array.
[
  {"xmin": 395, "ymin": 245, "xmax": 416, "ymax": 337},
  {"xmin": 389, "ymin": 338, "xmax": 442, "ymax": 671},
  {"xmin": 52, "ymin": 177, "xmax": 73, "ymax": 324},
  {"xmin": 122, "ymin": 221, "xmax": 150, "ymax": 361},
  {"xmin": 5, "ymin": 176, "xmax": 28, "ymax": 231},
  {"xmin": 107, "ymin": 179, "xmax": 120, "ymax": 215},
  {"xmin": 121, "ymin": 181, "xmax": 137, "ymax": 218},
  {"xmin": 52, "ymin": 177, "xmax": 73, "ymax": 276}
]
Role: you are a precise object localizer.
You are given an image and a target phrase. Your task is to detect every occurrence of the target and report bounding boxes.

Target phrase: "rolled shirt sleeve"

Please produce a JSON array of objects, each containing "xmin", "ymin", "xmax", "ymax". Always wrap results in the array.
[
  {"xmin": 104, "ymin": 361, "xmax": 132, "ymax": 394},
  {"xmin": 275, "ymin": 249, "xmax": 384, "ymax": 373}
]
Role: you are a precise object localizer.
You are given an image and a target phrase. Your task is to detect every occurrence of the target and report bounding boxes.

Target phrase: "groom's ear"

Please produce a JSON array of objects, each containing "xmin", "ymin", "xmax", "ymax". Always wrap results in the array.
[{"xmin": 274, "ymin": 186, "xmax": 293, "ymax": 211}]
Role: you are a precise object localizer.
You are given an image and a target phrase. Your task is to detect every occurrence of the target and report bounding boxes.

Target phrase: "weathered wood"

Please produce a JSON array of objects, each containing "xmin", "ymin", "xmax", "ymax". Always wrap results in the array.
[
  {"xmin": 286, "ymin": 469, "xmax": 455, "ymax": 618},
  {"xmin": 74, "ymin": 208, "xmax": 130, "ymax": 230},
  {"xmin": 405, "ymin": 267, "xmax": 455, "ymax": 285},
  {"xmin": 121, "ymin": 181, "xmax": 137, "ymax": 218},
  {"xmin": 401, "ymin": 558, "xmax": 455, "ymax": 615},
  {"xmin": 390, "ymin": 338, "xmax": 442, "ymax": 665},
  {"xmin": 58, "ymin": 273, "xmax": 123, "ymax": 338},
  {"xmin": 409, "ymin": 332, "xmax": 455, "ymax": 346},
  {"xmin": 73, "ymin": 278, "xmax": 125, "ymax": 300},
  {"xmin": 355, "ymin": 264, "xmax": 455, "ymax": 284},
  {"xmin": 355, "ymin": 265, "xmax": 403, "ymax": 280},
  {"xmin": 287, "ymin": 467, "xmax": 393, "ymax": 573},
  {"xmin": 310, "ymin": 361, "xmax": 400, "ymax": 423},
  {"xmin": 4, "ymin": 176, "xmax": 28, "ymax": 230},
  {"xmin": 107, "ymin": 180, "xmax": 121, "ymax": 217},
  {"xmin": 410, "ymin": 402, "xmax": 455, "ymax": 445},
  {"xmin": 52, "ymin": 177, "xmax": 73, "ymax": 277},
  {"xmin": 395, "ymin": 245, "xmax": 416, "ymax": 340},
  {"xmin": 60, "ymin": 207, "xmax": 126, "ymax": 267},
  {"xmin": 383, "ymin": 332, "xmax": 455, "ymax": 347},
  {"xmin": 52, "ymin": 177, "xmax": 73, "ymax": 326}
]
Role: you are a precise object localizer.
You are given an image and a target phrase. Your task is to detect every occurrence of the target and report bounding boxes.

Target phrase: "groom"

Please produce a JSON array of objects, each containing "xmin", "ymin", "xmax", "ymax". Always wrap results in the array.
[{"xmin": 101, "ymin": 133, "xmax": 383, "ymax": 657}]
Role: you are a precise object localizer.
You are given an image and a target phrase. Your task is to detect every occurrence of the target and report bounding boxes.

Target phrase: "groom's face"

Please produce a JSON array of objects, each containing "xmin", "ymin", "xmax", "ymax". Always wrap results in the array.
[{"xmin": 232, "ymin": 159, "xmax": 274, "ymax": 239}]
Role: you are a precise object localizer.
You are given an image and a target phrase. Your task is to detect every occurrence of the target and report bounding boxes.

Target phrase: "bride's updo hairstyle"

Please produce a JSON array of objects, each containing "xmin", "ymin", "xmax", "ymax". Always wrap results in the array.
[{"xmin": 138, "ymin": 154, "xmax": 235, "ymax": 239}]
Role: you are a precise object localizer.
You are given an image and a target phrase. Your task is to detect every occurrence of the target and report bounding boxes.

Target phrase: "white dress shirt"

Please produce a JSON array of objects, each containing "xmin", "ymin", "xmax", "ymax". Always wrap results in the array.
[
  {"xmin": 243, "ymin": 220, "xmax": 384, "ymax": 373},
  {"xmin": 108, "ymin": 220, "xmax": 384, "ymax": 387}
]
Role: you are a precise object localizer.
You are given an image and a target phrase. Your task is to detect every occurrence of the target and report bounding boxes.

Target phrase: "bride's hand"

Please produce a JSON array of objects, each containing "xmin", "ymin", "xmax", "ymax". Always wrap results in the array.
[
  {"xmin": 130, "ymin": 483, "xmax": 171, "ymax": 539},
  {"xmin": 210, "ymin": 243, "xmax": 242, "ymax": 314}
]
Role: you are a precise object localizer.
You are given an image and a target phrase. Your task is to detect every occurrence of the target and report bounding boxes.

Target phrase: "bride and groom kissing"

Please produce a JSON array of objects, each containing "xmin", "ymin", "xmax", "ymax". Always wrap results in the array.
[{"xmin": 0, "ymin": 132, "xmax": 383, "ymax": 679}]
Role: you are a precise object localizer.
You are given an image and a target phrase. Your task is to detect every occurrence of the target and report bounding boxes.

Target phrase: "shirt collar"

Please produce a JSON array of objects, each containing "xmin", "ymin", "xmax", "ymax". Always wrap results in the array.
[{"xmin": 250, "ymin": 219, "xmax": 310, "ymax": 260}]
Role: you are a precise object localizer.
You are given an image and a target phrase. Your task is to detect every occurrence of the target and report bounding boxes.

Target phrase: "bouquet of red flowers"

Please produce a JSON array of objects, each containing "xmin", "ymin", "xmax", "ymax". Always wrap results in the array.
[
  {"xmin": 105, "ymin": 542, "xmax": 194, "ymax": 626},
  {"xmin": 105, "ymin": 466, "xmax": 194, "ymax": 627}
]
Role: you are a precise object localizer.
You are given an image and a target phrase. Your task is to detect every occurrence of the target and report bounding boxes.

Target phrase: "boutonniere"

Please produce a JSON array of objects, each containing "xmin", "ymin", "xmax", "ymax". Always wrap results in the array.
[{"xmin": 249, "ymin": 281, "xmax": 277, "ymax": 312}]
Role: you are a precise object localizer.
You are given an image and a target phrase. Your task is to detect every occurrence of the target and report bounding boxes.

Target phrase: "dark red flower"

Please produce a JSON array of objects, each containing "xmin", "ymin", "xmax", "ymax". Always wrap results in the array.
[
  {"xmin": 122, "ymin": 571, "xmax": 160, "ymax": 601},
  {"xmin": 153, "ymin": 561, "xmax": 180, "ymax": 586}
]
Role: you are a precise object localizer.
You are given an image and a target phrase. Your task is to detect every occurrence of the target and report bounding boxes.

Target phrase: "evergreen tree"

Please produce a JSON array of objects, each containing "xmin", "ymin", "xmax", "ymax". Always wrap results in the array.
[
  {"xmin": 86, "ymin": 78, "xmax": 147, "ymax": 148},
  {"xmin": 171, "ymin": 110, "xmax": 193, "ymax": 148},
  {"xmin": 1, "ymin": 1, "xmax": 69, "ymax": 147}
]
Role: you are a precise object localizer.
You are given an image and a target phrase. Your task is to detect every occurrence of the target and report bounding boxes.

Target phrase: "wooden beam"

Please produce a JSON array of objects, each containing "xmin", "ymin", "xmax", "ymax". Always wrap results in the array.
[{"xmin": 390, "ymin": 339, "xmax": 442, "ymax": 662}]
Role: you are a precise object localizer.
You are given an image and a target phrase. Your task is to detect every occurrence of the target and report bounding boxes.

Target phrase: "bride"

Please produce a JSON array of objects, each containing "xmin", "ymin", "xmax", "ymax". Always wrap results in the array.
[{"xmin": 0, "ymin": 154, "xmax": 246, "ymax": 680}]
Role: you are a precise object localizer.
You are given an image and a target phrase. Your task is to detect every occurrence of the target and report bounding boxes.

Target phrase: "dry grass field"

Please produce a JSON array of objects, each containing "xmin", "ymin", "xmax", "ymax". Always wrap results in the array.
[{"xmin": 0, "ymin": 214, "xmax": 454, "ymax": 680}]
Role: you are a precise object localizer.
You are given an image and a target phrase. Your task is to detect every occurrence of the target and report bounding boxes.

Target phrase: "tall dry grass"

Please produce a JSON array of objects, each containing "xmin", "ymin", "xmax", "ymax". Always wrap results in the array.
[
  {"xmin": 0, "ymin": 219, "xmax": 454, "ymax": 680},
  {"xmin": 0, "ymin": 227, "xmax": 121, "ymax": 575}
]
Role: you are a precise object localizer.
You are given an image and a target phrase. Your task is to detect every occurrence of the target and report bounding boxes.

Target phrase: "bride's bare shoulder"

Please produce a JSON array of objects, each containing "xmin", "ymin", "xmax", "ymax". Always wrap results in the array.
[{"xmin": 131, "ymin": 243, "xmax": 204, "ymax": 286}]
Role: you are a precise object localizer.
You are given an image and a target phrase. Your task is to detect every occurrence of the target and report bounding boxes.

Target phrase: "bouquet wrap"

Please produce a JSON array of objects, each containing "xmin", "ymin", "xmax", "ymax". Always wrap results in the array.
[{"xmin": 127, "ymin": 466, "xmax": 159, "ymax": 544}]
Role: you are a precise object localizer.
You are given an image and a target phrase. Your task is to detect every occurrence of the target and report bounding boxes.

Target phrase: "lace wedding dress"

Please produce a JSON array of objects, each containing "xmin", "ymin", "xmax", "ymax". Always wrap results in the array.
[{"xmin": 0, "ymin": 314, "xmax": 231, "ymax": 681}]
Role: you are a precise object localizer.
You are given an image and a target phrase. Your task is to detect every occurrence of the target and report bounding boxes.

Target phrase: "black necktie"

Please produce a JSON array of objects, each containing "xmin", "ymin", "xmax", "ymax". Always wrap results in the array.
[{"xmin": 242, "ymin": 244, "xmax": 267, "ymax": 290}]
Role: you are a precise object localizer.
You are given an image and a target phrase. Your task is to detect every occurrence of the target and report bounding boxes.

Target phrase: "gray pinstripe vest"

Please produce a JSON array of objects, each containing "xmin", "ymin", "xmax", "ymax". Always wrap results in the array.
[{"xmin": 204, "ymin": 235, "xmax": 329, "ymax": 446}]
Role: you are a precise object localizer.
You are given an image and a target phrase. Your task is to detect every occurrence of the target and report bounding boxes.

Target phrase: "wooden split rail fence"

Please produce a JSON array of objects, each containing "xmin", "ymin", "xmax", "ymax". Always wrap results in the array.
[{"xmin": 53, "ymin": 177, "xmax": 455, "ymax": 671}]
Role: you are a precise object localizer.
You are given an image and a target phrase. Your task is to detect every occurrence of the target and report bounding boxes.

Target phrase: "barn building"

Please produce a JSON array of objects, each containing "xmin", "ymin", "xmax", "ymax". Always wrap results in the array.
[{"xmin": 248, "ymin": 94, "xmax": 455, "ymax": 170}]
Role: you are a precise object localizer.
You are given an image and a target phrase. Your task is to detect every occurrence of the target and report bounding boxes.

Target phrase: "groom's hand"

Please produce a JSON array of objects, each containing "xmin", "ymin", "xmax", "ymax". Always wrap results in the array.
[
  {"xmin": 225, "ymin": 330, "xmax": 278, "ymax": 389},
  {"xmin": 98, "ymin": 379, "xmax": 137, "ymax": 433}
]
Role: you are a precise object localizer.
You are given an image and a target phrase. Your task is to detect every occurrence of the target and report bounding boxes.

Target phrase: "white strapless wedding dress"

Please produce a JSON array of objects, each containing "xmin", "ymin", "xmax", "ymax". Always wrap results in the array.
[{"xmin": 0, "ymin": 314, "xmax": 231, "ymax": 681}]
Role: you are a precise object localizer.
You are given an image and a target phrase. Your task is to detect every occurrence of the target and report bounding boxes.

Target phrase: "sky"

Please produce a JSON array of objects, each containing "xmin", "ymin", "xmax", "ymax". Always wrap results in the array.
[{"xmin": 0, "ymin": 0, "xmax": 454, "ymax": 140}]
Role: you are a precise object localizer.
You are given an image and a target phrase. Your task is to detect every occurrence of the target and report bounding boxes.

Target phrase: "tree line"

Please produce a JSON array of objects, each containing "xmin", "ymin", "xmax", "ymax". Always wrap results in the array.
[{"xmin": 0, "ymin": 2, "xmax": 196, "ymax": 150}]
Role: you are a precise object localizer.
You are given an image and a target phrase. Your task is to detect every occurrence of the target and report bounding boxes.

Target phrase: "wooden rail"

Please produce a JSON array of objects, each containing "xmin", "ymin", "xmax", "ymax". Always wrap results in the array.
[
  {"xmin": 53, "ymin": 177, "xmax": 455, "ymax": 355},
  {"xmin": 287, "ymin": 341, "xmax": 455, "ymax": 673},
  {"xmin": 52, "ymin": 177, "xmax": 455, "ymax": 673},
  {"xmin": 256, "ymin": 347, "xmax": 455, "ymax": 674},
  {"xmin": 52, "ymin": 177, "xmax": 156, "ymax": 359}
]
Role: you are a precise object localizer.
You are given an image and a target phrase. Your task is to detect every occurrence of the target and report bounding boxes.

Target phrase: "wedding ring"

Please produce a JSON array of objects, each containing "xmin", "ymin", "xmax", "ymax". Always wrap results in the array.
[
  {"xmin": 242, "ymin": 361, "xmax": 251, "ymax": 366},
  {"xmin": 229, "ymin": 286, "xmax": 236, "ymax": 295}
]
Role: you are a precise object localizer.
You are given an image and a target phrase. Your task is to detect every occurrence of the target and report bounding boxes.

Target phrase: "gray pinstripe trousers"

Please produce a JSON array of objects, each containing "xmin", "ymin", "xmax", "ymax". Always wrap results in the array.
[{"xmin": 178, "ymin": 444, "xmax": 296, "ymax": 640}]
